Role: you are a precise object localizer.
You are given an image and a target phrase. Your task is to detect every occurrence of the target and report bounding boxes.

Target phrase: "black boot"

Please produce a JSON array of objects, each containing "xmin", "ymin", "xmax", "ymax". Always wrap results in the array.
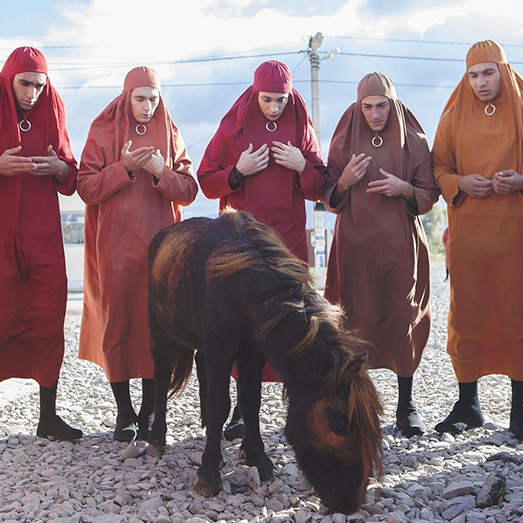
[
  {"xmin": 110, "ymin": 381, "xmax": 138, "ymax": 442},
  {"xmin": 435, "ymin": 380, "xmax": 484, "ymax": 433},
  {"xmin": 137, "ymin": 378, "xmax": 154, "ymax": 441},
  {"xmin": 444, "ymin": 269, "xmax": 449, "ymax": 282},
  {"xmin": 510, "ymin": 380, "xmax": 523, "ymax": 440},
  {"xmin": 37, "ymin": 380, "xmax": 82, "ymax": 441},
  {"xmin": 396, "ymin": 376, "xmax": 426, "ymax": 437},
  {"xmin": 223, "ymin": 405, "xmax": 244, "ymax": 441}
]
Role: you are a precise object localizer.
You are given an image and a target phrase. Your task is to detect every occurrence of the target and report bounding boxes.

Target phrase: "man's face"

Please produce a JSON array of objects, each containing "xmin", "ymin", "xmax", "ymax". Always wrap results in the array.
[
  {"xmin": 467, "ymin": 61, "xmax": 501, "ymax": 103},
  {"xmin": 258, "ymin": 92, "xmax": 289, "ymax": 121},
  {"xmin": 361, "ymin": 95, "xmax": 390, "ymax": 132},
  {"xmin": 12, "ymin": 72, "xmax": 47, "ymax": 112},
  {"xmin": 130, "ymin": 87, "xmax": 160, "ymax": 124}
]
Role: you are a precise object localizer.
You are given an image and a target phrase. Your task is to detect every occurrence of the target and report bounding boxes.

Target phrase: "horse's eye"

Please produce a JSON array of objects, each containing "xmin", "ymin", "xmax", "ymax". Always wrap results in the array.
[{"xmin": 325, "ymin": 407, "xmax": 349, "ymax": 437}]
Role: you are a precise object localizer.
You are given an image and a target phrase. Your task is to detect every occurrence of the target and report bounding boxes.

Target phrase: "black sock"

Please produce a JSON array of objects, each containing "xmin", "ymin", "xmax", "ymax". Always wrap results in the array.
[{"xmin": 110, "ymin": 380, "xmax": 136, "ymax": 423}]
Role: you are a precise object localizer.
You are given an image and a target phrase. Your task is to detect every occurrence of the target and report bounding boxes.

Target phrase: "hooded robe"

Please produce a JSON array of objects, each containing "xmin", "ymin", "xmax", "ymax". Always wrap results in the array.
[
  {"xmin": 324, "ymin": 73, "xmax": 439, "ymax": 376},
  {"xmin": 77, "ymin": 67, "xmax": 198, "ymax": 382},
  {"xmin": 432, "ymin": 40, "xmax": 523, "ymax": 382},
  {"xmin": 0, "ymin": 47, "xmax": 77, "ymax": 386},
  {"xmin": 198, "ymin": 61, "xmax": 326, "ymax": 381}
]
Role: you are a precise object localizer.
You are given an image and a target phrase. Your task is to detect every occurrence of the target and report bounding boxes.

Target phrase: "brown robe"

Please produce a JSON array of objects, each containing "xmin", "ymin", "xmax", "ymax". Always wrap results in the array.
[
  {"xmin": 324, "ymin": 73, "xmax": 439, "ymax": 377},
  {"xmin": 432, "ymin": 40, "xmax": 523, "ymax": 382}
]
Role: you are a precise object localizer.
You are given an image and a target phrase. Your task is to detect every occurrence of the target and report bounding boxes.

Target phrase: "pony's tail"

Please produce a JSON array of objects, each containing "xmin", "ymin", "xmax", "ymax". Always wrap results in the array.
[{"xmin": 167, "ymin": 345, "xmax": 196, "ymax": 399}]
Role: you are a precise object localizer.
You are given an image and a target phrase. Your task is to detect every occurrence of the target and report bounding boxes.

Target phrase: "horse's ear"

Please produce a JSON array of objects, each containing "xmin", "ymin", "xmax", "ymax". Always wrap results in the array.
[
  {"xmin": 342, "ymin": 352, "xmax": 368, "ymax": 383},
  {"xmin": 353, "ymin": 351, "xmax": 367, "ymax": 369}
]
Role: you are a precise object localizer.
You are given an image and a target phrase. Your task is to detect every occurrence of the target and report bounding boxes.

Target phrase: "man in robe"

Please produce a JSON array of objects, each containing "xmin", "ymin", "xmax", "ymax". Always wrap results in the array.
[
  {"xmin": 198, "ymin": 60, "xmax": 326, "ymax": 439},
  {"xmin": 77, "ymin": 67, "xmax": 198, "ymax": 441},
  {"xmin": 432, "ymin": 40, "xmax": 523, "ymax": 439},
  {"xmin": 323, "ymin": 73, "xmax": 439, "ymax": 437},
  {"xmin": 0, "ymin": 47, "xmax": 81, "ymax": 440}
]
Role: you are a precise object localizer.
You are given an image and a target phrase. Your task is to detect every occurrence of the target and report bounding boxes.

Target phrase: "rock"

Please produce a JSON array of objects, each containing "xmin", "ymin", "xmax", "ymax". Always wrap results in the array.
[
  {"xmin": 246, "ymin": 466, "xmax": 261, "ymax": 490},
  {"xmin": 486, "ymin": 452, "xmax": 523, "ymax": 465},
  {"xmin": 477, "ymin": 473, "xmax": 506, "ymax": 508},
  {"xmin": 442, "ymin": 481, "xmax": 475, "ymax": 499}
]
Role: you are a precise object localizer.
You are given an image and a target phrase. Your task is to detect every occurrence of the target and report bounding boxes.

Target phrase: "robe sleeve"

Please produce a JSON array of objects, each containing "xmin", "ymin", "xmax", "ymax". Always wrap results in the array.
[
  {"xmin": 432, "ymin": 112, "xmax": 466, "ymax": 208},
  {"xmin": 76, "ymin": 131, "xmax": 134, "ymax": 205},
  {"xmin": 197, "ymin": 129, "xmax": 239, "ymax": 199},
  {"xmin": 404, "ymin": 140, "xmax": 440, "ymax": 216},
  {"xmin": 54, "ymin": 161, "xmax": 77, "ymax": 196},
  {"xmin": 53, "ymin": 118, "xmax": 78, "ymax": 196},
  {"xmin": 152, "ymin": 132, "xmax": 198, "ymax": 205},
  {"xmin": 322, "ymin": 138, "xmax": 350, "ymax": 214},
  {"xmin": 293, "ymin": 127, "xmax": 326, "ymax": 201}
]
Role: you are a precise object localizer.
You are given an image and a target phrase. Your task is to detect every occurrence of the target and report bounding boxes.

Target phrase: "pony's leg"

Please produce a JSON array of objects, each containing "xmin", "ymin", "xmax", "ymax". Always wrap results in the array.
[
  {"xmin": 194, "ymin": 349, "xmax": 233, "ymax": 496},
  {"xmin": 195, "ymin": 350, "xmax": 208, "ymax": 429},
  {"xmin": 147, "ymin": 315, "xmax": 175, "ymax": 454},
  {"xmin": 237, "ymin": 351, "xmax": 274, "ymax": 481}
]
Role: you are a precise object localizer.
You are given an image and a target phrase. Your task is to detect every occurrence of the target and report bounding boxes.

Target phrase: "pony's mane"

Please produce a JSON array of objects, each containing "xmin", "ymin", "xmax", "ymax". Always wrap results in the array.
[{"xmin": 205, "ymin": 208, "xmax": 311, "ymax": 287}]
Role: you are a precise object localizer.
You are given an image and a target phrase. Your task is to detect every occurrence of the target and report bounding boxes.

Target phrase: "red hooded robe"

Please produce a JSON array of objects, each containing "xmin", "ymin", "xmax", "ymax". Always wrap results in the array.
[
  {"xmin": 0, "ymin": 47, "xmax": 77, "ymax": 386},
  {"xmin": 198, "ymin": 61, "xmax": 326, "ymax": 381}
]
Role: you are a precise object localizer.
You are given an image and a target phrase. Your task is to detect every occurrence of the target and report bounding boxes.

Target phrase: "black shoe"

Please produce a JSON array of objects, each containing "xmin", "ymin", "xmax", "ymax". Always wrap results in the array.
[
  {"xmin": 396, "ymin": 403, "xmax": 426, "ymax": 437},
  {"xmin": 224, "ymin": 406, "xmax": 244, "ymax": 441},
  {"xmin": 435, "ymin": 399, "xmax": 484, "ymax": 433},
  {"xmin": 510, "ymin": 404, "xmax": 523, "ymax": 440},
  {"xmin": 114, "ymin": 416, "xmax": 138, "ymax": 442},
  {"xmin": 37, "ymin": 415, "xmax": 83, "ymax": 441}
]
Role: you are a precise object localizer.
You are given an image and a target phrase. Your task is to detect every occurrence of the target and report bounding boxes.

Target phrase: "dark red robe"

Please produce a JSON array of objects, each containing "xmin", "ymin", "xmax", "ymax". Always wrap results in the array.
[
  {"xmin": 0, "ymin": 47, "xmax": 77, "ymax": 387},
  {"xmin": 198, "ymin": 61, "xmax": 326, "ymax": 380}
]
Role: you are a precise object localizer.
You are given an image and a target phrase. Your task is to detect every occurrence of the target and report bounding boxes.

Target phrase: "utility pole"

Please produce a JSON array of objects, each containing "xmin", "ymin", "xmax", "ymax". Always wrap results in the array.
[{"xmin": 308, "ymin": 32, "xmax": 339, "ymax": 291}]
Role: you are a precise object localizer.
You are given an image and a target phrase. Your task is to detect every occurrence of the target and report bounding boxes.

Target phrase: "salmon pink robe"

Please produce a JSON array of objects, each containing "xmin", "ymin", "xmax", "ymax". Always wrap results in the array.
[{"xmin": 77, "ymin": 67, "xmax": 198, "ymax": 382}]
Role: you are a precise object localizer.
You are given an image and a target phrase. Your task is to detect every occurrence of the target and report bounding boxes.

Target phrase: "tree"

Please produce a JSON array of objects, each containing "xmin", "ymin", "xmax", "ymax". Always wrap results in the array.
[{"xmin": 421, "ymin": 202, "xmax": 447, "ymax": 256}]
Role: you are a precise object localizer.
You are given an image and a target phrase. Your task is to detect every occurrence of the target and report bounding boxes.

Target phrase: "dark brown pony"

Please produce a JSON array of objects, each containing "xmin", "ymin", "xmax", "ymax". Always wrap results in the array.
[{"xmin": 147, "ymin": 209, "xmax": 382, "ymax": 514}]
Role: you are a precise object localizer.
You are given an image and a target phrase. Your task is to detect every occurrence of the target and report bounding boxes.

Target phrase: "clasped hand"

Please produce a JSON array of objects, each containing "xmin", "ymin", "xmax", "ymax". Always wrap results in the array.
[
  {"xmin": 236, "ymin": 141, "xmax": 306, "ymax": 176},
  {"xmin": 367, "ymin": 168, "xmax": 411, "ymax": 198},
  {"xmin": 0, "ymin": 145, "xmax": 68, "ymax": 181},
  {"xmin": 121, "ymin": 140, "xmax": 165, "ymax": 178}
]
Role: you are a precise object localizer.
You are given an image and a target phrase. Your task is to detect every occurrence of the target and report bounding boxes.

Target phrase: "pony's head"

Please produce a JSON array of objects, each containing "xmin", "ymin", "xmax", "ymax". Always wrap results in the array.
[{"xmin": 285, "ymin": 349, "xmax": 383, "ymax": 514}]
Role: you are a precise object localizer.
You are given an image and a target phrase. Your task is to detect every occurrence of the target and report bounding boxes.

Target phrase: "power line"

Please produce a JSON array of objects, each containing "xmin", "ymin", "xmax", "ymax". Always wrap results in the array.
[
  {"xmin": 330, "ymin": 35, "xmax": 523, "ymax": 48},
  {"xmin": 338, "ymin": 51, "xmax": 523, "ymax": 65},
  {"xmin": 1, "ymin": 51, "xmax": 304, "ymax": 72}
]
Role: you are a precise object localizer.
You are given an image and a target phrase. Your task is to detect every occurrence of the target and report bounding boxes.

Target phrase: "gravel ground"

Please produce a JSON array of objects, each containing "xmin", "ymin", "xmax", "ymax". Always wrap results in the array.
[{"xmin": 1, "ymin": 259, "xmax": 523, "ymax": 523}]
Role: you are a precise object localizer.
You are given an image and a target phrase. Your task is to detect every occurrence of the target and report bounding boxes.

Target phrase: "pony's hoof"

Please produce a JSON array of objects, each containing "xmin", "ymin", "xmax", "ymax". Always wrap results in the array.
[
  {"xmin": 259, "ymin": 468, "xmax": 274, "ymax": 482},
  {"xmin": 146, "ymin": 443, "xmax": 165, "ymax": 457},
  {"xmin": 193, "ymin": 477, "xmax": 222, "ymax": 497}
]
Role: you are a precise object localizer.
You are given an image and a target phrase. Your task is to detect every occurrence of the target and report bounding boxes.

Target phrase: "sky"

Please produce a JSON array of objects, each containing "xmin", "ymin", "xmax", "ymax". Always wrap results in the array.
[{"xmin": 2, "ymin": 0, "xmax": 523, "ymax": 220}]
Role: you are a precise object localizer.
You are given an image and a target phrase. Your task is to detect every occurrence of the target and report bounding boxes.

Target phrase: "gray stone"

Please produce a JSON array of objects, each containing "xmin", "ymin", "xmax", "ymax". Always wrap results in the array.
[
  {"xmin": 442, "ymin": 481, "xmax": 475, "ymax": 499},
  {"xmin": 477, "ymin": 474, "xmax": 506, "ymax": 508}
]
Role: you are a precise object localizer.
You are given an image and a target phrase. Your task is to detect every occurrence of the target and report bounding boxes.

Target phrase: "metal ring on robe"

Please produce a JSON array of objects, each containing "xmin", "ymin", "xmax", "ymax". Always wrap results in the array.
[
  {"xmin": 266, "ymin": 121, "xmax": 277, "ymax": 132},
  {"xmin": 372, "ymin": 135, "xmax": 383, "ymax": 148},
  {"xmin": 136, "ymin": 124, "xmax": 147, "ymax": 135},
  {"xmin": 485, "ymin": 103, "xmax": 496, "ymax": 116},
  {"xmin": 19, "ymin": 120, "xmax": 31, "ymax": 132}
]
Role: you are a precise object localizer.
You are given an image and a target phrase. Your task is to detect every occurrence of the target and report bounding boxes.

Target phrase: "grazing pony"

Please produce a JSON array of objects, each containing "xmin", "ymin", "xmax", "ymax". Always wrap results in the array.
[{"xmin": 147, "ymin": 209, "xmax": 382, "ymax": 514}]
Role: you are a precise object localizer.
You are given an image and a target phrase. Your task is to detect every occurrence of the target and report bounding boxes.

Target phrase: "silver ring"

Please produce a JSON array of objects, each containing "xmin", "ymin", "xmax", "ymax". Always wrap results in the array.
[
  {"xmin": 372, "ymin": 136, "xmax": 383, "ymax": 148},
  {"xmin": 266, "ymin": 121, "xmax": 277, "ymax": 132},
  {"xmin": 136, "ymin": 124, "xmax": 147, "ymax": 135},
  {"xmin": 19, "ymin": 120, "xmax": 31, "ymax": 132},
  {"xmin": 485, "ymin": 103, "xmax": 496, "ymax": 116}
]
